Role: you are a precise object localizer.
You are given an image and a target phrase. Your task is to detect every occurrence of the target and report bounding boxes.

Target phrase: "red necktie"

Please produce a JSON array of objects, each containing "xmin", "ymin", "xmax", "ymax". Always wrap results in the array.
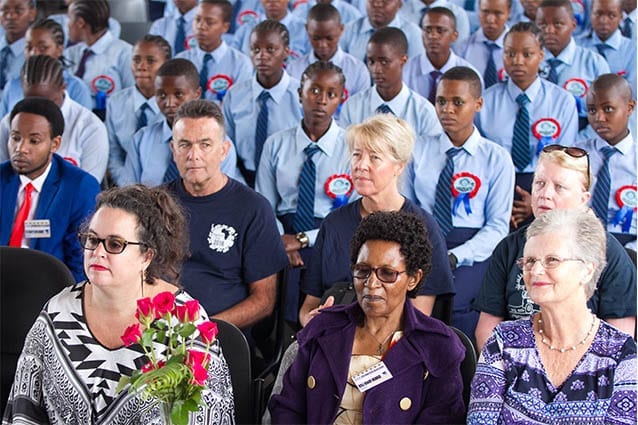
[{"xmin": 9, "ymin": 183, "xmax": 34, "ymax": 247}]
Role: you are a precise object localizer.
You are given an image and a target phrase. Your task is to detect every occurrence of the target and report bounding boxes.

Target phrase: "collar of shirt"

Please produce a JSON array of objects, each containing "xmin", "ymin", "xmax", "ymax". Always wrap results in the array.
[
  {"xmin": 195, "ymin": 41, "xmax": 229, "ymax": 61},
  {"xmin": 627, "ymin": 9, "xmax": 637, "ymax": 22},
  {"xmin": 371, "ymin": 82, "xmax": 411, "ymax": 111},
  {"xmin": 294, "ymin": 119, "xmax": 341, "ymax": 157},
  {"xmin": 506, "ymin": 76, "xmax": 541, "ymax": 103},
  {"xmin": 593, "ymin": 131, "xmax": 635, "ymax": 156},
  {"xmin": 311, "ymin": 46, "xmax": 345, "ymax": 63},
  {"xmin": 591, "ymin": 29, "xmax": 623, "ymax": 50},
  {"xmin": 362, "ymin": 14, "xmax": 402, "ymax": 34},
  {"xmin": 546, "ymin": 37, "xmax": 576, "ymax": 66},
  {"xmin": 132, "ymin": 86, "xmax": 158, "ymax": 112},
  {"xmin": 18, "ymin": 160, "xmax": 52, "ymax": 193},
  {"xmin": 279, "ymin": 11, "xmax": 296, "ymax": 28},
  {"xmin": 438, "ymin": 126, "xmax": 481, "ymax": 155},
  {"xmin": 0, "ymin": 36, "xmax": 25, "ymax": 55},
  {"xmin": 60, "ymin": 92, "xmax": 72, "ymax": 116},
  {"xmin": 418, "ymin": 50, "xmax": 458, "ymax": 75},
  {"xmin": 161, "ymin": 119, "xmax": 173, "ymax": 143},
  {"xmin": 476, "ymin": 25, "xmax": 509, "ymax": 46},
  {"xmin": 177, "ymin": 6, "xmax": 197, "ymax": 24},
  {"xmin": 81, "ymin": 30, "xmax": 115, "ymax": 55},
  {"xmin": 251, "ymin": 70, "xmax": 292, "ymax": 104}
]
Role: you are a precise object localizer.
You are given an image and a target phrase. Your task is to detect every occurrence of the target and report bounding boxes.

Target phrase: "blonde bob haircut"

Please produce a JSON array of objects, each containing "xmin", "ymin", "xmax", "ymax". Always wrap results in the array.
[
  {"xmin": 345, "ymin": 114, "xmax": 415, "ymax": 164},
  {"xmin": 538, "ymin": 149, "xmax": 592, "ymax": 191}
]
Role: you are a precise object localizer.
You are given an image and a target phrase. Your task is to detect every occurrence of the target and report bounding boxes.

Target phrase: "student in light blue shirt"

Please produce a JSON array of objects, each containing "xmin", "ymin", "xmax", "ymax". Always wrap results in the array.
[
  {"xmin": 107, "ymin": 35, "xmax": 171, "ymax": 186},
  {"xmin": 340, "ymin": 0, "xmax": 425, "ymax": 62},
  {"xmin": 404, "ymin": 7, "xmax": 483, "ymax": 103},
  {"xmin": 223, "ymin": 20, "xmax": 303, "ymax": 186},
  {"xmin": 575, "ymin": 74, "xmax": 636, "ymax": 246},
  {"xmin": 120, "ymin": 58, "xmax": 242, "ymax": 187},
  {"xmin": 578, "ymin": 0, "xmax": 636, "ymax": 97},
  {"xmin": 176, "ymin": 0, "xmax": 252, "ymax": 104},
  {"xmin": 230, "ymin": 0, "xmax": 310, "ymax": 59},
  {"xmin": 341, "ymin": 28, "xmax": 442, "ymax": 138},
  {"xmin": 0, "ymin": 0, "xmax": 36, "ymax": 97},
  {"xmin": 0, "ymin": 18, "xmax": 92, "ymax": 117},
  {"xmin": 508, "ymin": 0, "xmax": 537, "ymax": 24},
  {"xmin": 149, "ymin": 0, "xmax": 198, "ymax": 55},
  {"xmin": 286, "ymin": 4, "xmax": 369, "ymax": 102},
  {"xmin": 477, "ymin": 22, "xmax": 578, "ymax": 227},
  {"xmin": 48, "ymin": 1, "xmax": 121, "ymax": 46},
  {"xmin": 405, "ymin": 67, "xmax": 515, "ymax": 340},
  {"xmin": 400, "ymin": 0, "xmax": 471, "ymax": 45},
  {"xmin": 536, "ymin": 0, "xmax": 609, "ymax": 125},
  {"xmin": 292, "ymin": 0, "xmax": 362, "ymax": 23},
  {"xmin": 64, "ymin": 0, "xmax": 135, "ymax": 109}
]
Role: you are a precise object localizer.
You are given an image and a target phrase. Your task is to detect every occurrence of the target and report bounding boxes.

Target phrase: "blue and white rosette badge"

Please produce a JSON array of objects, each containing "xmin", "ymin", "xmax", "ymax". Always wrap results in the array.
[
  {"xmin": 563, "ymin": 78, "xmax": 588, "ymax": 114},
  {"xmin": 91, "ymin": 74, "xmax": 116, "ymax": 96},
  {"xmin": 324, "ymin": 174, "xmax": 354, "ymax": 209},
  {"xmin": 532, "ymin": 118, "xmax": 561, "ymax": 155},
  {"xmin": 612, "ymin": 185, "xmax": 637, "ymax": 233},
  {"xmin": 185, "ymin": 35, "xmax": 198, "ymax": 50},
  {"xmin": 207, "ymin": 74, "xmax": 233, "ymax": 102},
  {"xmin": 451, "ymin": 172, "xmax": 481, "ymax": 216}
]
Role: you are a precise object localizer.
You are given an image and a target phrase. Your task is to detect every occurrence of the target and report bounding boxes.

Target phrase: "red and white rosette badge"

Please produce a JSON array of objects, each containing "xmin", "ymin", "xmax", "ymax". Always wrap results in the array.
[
  {"xmin": 532, "ymin": 118, "xmax": 561, "ymax": 155},
  {"xmin": 498, "ymin": 68, "xmax": 508, "ymax": 83},
  {"xmin": 612, "ymin": 185, "xmax": 637, "ymax": 233},
  {"xmin": 91, "ymin": 74, "xmax": 116, "ymax": 95},
  {"xmin": 207, "ymin": 74, "xmax": 233, "ymax": 101},
  {"xmin": 185, "ymin": 35, "xmax": 198, "ymax": 50},
  {"xmin": 451, "ymin": 172, "xmax": 481, "ymax": 216},
  {"xmin": 324, "ymin": 174, "xmax": 354, "ymax": 209},
  {"xmin": 563, "ymin": 78, "xmax": 588, "ymax": 114},
  {"xmin": 237, "ymin": 10, "xmax": 259, "ymax": 27}
]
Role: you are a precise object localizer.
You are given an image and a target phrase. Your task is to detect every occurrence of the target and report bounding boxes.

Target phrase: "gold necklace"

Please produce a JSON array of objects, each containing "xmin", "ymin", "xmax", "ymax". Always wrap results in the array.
[
  {"xmin": 362, "ymin": 324, "xmax": 397, "ymax": 355},
  {"xmin": 537, "ymin": 312, "xmax": 597, "ymax": 353}
]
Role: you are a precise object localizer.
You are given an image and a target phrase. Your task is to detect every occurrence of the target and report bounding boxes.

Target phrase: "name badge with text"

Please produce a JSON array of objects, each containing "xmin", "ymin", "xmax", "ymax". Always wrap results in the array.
[
  {"xmin": 24, "ymin": 219, "xmax": 51, "ymax": 238},
  {"xmin": 352, "ymin": 361, "xmax": 393, "ymax": 392}
]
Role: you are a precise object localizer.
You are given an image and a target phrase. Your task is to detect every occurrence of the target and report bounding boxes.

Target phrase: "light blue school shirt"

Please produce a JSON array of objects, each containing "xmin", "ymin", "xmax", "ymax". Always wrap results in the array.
[
  {"xmin": 64, "ymin": 30, "xmax": 135, "ymax": 109},
  {"xmin": 106, "ymin": 86, "xmax": 161, "ymax": 186},
  {"xmin": 119, "ymin": 118, "xmax": 243, "ymax": 186},
  {"xmin": 575, "ymin": 133, "xmax": 637, "ymax": 236},
  {"xmin": 456, "ymin": 27, "xmax": 508, "ymax": 85},
  {"xmin": 292, "ymin": 0, "xmax": 362, "ymax": 24},
  {"xmin": 0, "ymin": 37, "xmax": 25, "ymax": 97},
  {"xmin": 149, "ymin": 6, "xmax": 197, "ymax": 55},
  {"xmin": 49, "ymin": 13, "xmax": 121, "ymax": 46},
  {"xmin": 540, "ymin": 38, "xmax": 610, "ymax": 116},
  {"xmin": 255, "ymin": 119, "xmax": 352, "ymax": 246},
  {"xmin": 230, "ymin": 11, "xmax": 310, "ymax": 59},
  {"xmin": 578, "ymin": 30, "xmax": 637, "ymax": 98},
  {"xmin": 404, "ymin": 127, "xmax": 515, "ymax": 266},
  {"xmin": 340, "ymin": 83, "xmax": 443, "ymax": 137},
  {"xmin": 477, "ymin": 77, "xmax": 579, "ymax": 173},
  {"xmin": 399, "ymin": 0, "xmax": 471, "ymax": 45},
  {"xmin": 176, "ymin": 42, "xmax": 252, "ymax": 103},
  {"xmin": 340, "ymin": 15, "xmax": 426, "ymax": 62},
  {"xmin": 286, "ymin": 47, "xmax": 370, "ymax": 98},
  {"xmin": 226, "ymin": 0, "xmax": 262, "ymax": 34},
  {"xmin": 403, "ymin": 51, "xmax": 483, "ymax": 100},
  {"xmin": 0, "ymin": 69, "xmax": 93, "ymax": 117},
  {"xmin": 222, "ymin": 71, "xmax": 303, "ymax": 172}
]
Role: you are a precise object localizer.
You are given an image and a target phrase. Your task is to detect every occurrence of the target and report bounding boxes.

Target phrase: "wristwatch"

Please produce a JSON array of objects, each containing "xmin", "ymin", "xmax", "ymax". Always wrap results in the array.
[{"xmin": 296, "ymin": 232, "xmax": 309, "ymax": 249}]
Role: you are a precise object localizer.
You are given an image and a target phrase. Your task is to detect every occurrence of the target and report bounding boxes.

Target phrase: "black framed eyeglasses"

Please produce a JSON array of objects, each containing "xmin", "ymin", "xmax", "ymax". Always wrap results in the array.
[
  {"xmin": 352, "ymin": 264, "xmax": 407, "ymax": 284},
  {"xmin": 78, "ymin": 233, "xmax": 147, "ymax": 254},
  {"xmin": 516, "ymin": 255, "xmax": 584, "ymax": 271},
  {"xmin": 541, "ymin": 144, "xmax": 590, "ymax": 183}
]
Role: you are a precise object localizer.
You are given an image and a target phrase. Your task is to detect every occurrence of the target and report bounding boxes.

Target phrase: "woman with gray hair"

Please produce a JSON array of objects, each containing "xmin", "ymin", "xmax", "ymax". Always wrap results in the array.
[{"xmin": 468, "ymin": 208, "xmax": 637, "ymax": 424}]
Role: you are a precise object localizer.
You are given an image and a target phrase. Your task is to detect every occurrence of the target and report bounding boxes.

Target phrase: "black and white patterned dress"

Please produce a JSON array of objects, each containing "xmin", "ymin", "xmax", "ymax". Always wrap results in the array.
[{"xmin": 3, "ymin": 283, "xmax": 235, "ymax": 424}]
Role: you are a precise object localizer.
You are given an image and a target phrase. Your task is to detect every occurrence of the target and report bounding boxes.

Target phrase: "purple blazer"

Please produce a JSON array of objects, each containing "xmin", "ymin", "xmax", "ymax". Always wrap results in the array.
[{"xmin": 269, "ymin": 301, "xmax": 466, "ymax": 424}]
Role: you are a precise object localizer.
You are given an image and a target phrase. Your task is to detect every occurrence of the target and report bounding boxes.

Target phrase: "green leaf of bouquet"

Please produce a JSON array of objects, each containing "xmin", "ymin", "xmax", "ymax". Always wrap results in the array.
[
  {"xmin": 141, "ymin": 331, "xmax": 154, "ymax": 347},
  {"xmin": 116, "ymin": 375, "xmax": 131, "ymax": 393},
  {"xmin": 178, "ymin": 323, "xmax": 197, "ymax": 338},
  {"xmin": 183, "ymin": 398, "xmax": 199, "ymax": 412}
]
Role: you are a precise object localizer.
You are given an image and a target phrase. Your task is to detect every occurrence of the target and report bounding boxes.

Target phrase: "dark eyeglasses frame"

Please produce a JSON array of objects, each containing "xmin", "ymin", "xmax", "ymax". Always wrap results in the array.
[
  {"xmin": 78, "ymin": 233, "xmax": 147, "ymax": 254},
  {"xmin": 352, "ymin": 265, "xmax": 407, "ymax": 284},
  {"xmin": 541, "ymin": 144, "xmax": 590, "ymax": 184}
]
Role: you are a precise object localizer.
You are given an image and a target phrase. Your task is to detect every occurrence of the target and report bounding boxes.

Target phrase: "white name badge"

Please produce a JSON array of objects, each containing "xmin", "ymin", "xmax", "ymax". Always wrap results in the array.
[
  {"xmin": 24, "ymin": 219, "xmax": 51, "ymax": 238},
  {"xmin": 352, "ymin": 361, "xmax": 393, "ymax": 392}
]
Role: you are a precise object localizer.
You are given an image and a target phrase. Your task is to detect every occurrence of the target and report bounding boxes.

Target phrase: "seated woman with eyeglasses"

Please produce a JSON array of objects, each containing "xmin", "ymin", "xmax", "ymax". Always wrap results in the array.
[
  {"xmin": 468, "ymin": 208, "xmax": 637, "ymax": 424},
  {"xmin": 269, "ymin": 210, "xmax": 465, "ymax": 424},
  {"xmin": 473, "ymin": 145, "xmax": 637, "ymax": 351},
  {"xmin": 3, "ymin": 185, "xmax": 234, "ymax": 424}
]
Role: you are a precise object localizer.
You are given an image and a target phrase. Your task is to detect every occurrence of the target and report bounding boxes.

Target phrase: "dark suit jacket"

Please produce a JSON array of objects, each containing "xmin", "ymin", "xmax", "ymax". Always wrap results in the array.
[{"xmin": 0, "ymin": 154, "xmax": 100, "ymax": 281}]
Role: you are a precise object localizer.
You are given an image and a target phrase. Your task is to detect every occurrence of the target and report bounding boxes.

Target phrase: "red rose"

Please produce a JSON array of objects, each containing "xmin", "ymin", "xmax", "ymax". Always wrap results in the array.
[
  {"xmin": 152, "ymin": 292, "xmax": 176, "ymax": 318},
  {"xmin": 190, "ymin": 363, "xmax": 208, "ymax": 386},
  {"xmin": 186, "ymin": 349, "xmax": 210, "ymax": 385},
  {"xmin": 197, "ymin": 321, "xmax": 218, "ymax": 345},
  {"xmin": 141, "ymin": 359, "xmax": 166, "ymax": 373},
  {"xmin": 175, "ymin": 300, "xmax": 200, "ymax": 322},
  {"xmin": 135, "ymin": 297, "xmax": 154, "ymax": 323},
  {"xmin": 121, "ymin": 323, "xmax": 142, "ymax": 346}
]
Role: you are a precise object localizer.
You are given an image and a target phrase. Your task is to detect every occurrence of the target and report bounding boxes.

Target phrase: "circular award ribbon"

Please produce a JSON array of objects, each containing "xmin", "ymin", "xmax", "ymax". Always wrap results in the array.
[
  {"xmin": 63, "ymin": 157, "xmax": 78, "ymax": 167},
  {"xmin": 451, "ymin": 172, "xmax": 481, "ymax": 216},
  {"xmin": 324, "ymin": 174, "xmax": 354, "ymax": 209},
  {"xmin": 498, "ymin": 68, "xmax": 508, "ymax": 83},
  {"xmin": 612, "ymin": 185, "xmax": 637, "ymax": 232},
  {"xmin": 532, "ymin": 118, "xmax": 561, "ymax": 155},
  {"xmin": 563, "ymin": 78, "xmax": 588, "ymax": 114},
  {"xmin": 185, "ymin": 35, "xmax": 197, "ymax": 50},
  {"xmin": 90, "ymin": 74, "xmax": 116, "ymax": 95},
  {"xmin": 571, "ymin": 0, "xmax": 586, "ymax": 25},
  {"xmin": 238, "ymin": 10, "xmax": 259, "ymax": 26},
  {"xmin": 207, "ymin": 74, "xmax": 233, "ymax": 101}
]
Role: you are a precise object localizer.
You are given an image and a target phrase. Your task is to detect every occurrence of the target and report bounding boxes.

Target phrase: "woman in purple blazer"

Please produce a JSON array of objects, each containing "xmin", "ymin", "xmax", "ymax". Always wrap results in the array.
[{"xmin": 269, "ymin": 210, "xmax": 466, "ymax": 424}]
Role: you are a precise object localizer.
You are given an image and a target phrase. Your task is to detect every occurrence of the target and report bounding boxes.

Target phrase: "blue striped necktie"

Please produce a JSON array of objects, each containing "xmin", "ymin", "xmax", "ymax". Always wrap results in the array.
[
  {"xmin": 376, "ymin": 104, "xmax": 394, "ymax": 115},
  {"xmin": 547, "ymin": 58, "xmax": 561, "ymax": 84},
  {"xmin": 136, "ymin": 102, "xmax": 149, "ymax": 131},
  {"xmin": 622, "ymin": 16, "xmax": 633, "ymax": 39},
  {"xmin": 591, "ymin": 146, "xmax": 617, "ymax": 225},
  {"xmin": 199, "ymin": 53, "xmax": 213, "ymax": 95},
  {"xmin": 0, "ymin": 46, "xmax": 11, "ymax": 90},
  {"xmin": 595, "ymin": 43, "xmax": 607, "ymax": 59},
  {"xmin": 483, "ymin": 42, "xmax": 499, "ymax": 88},
  {"xmin": 293, "ymin": 144, "xmax": 322, "ymax": 233},
  {"xmin": 428, "ymin": 70, "xmax": 442, "ymax": 104},
  {"xmin": 163, "ymin": 137, "xmax": 180, "ymax": 183},
  {"xmin": 175, "ymin": 16, "xmax": 186, "ymax": 54},
  {"xmin": 434, "ymin": 148, "xmax": 462, "ymax": 237},
  {"xmin": 512, "ymin": 93, "xmax": 531, "ymax": 171},
  {"xmin": 254, "ymin": 91, "xmax": 271, "ymax": 166}
]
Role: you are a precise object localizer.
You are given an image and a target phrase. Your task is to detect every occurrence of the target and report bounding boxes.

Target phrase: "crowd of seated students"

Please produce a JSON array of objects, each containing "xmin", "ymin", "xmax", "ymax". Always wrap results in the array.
[{"xmin": 0, "ymin": 0, "xmax": 636, "ymax": 423}]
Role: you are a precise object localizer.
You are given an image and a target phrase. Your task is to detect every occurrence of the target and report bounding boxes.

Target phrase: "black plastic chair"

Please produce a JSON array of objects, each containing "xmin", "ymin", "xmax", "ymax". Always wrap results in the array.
[
  {"xmin": 450, "ymin": 326, "xmax": 478, "ymax": 414},
  {"xmin": 0, "ymin": 247, "xmax": 75, "ymax": 411}
]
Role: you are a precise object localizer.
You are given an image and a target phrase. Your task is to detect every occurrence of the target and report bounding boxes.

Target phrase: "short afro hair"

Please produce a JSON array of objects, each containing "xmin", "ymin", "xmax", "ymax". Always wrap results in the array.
[
  {"xmin": 10, "ymin": 97, "xmax": 64, "ymax": 139},
  {"xmin": 350, "ymin": 210, "xmax": 432, "ymax": 298},
  {"xmin": 156, "ymin": 58, "xmax": 200, "ymax": 90},
  {"xmin": 441, "ymin": 66, "xmax": 483, "ymax": 98},
  {"xmin": 368, "ymin": 27, "xmax": 408, "ymax": 56}
]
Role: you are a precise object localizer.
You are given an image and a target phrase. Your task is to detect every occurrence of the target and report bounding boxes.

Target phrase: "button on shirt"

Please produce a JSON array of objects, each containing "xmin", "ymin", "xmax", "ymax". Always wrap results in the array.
[
  {"xmin": 222, "ymin": 71, "xmax": 303, "ymax": 172},
  {"xmin": 575, "ymin": 133, "xmax": 637, "ymax": 236},
  {"xmin": 478, "ymin": 77, "xmax": 579, "ymax": 173},
  {"xmin": 176, "ymin": 42, "xmax": 252, "ymax": 104},
  {"xmin": 456, "ymin": 27, "xmax": 507, "ymax": 85},
  {"xmin": 149, "ymin": 7, "xmax": 196, "ymax": 55},
  {"xmin": 13, "ymin": 162, "xmax": 51, "ymax": 248},
  {"xmin": 399, "ymin": 0, "xmax": 471, "ymax": 45},
  {"xmin": 0, "ymin": 37, "xmax": 25, "ymax": 97},
  {"xmin": 404, "ymin": 127, "xmax": 515, "ymax": 266},
  {"xmin": 340, "ymin": 83, "xmax": 442, "ymax": 138},
  {"xmin": 255, "ymin": 120, "xmax": 353, "ymax": 246}
]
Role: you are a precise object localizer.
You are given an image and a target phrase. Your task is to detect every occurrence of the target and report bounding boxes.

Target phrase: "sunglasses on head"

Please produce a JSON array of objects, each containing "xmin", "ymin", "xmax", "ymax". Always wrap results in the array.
[{"xmin": 541, "ymin": 144, "xmax": 590, "ymax": 183}]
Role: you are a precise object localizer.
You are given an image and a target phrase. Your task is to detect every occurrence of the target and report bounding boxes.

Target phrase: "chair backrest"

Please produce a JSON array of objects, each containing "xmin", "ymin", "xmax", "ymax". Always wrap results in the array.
[
  {"xmin": 431, "ymin": 293, "xmax": 453, "ymax": 325},
  {"xmin": 107, "ymin": 0, "xmax": 148, "ymax": 22},
  {"xmin": 261, "ymin": 340, "xmax": 299, "ymax": 424},
  {"xmin": 0, "ymin": 247, "xmax": 75, "ymax": 411},
  {"xmin": 450, "ymin": 326, "xmax": 478, "ymax": 413},
  {"xmin": 211, "ymin": 318, "xmax": 253, "ymax": 425},
  {"xmin": 118, "ymin": 21, "xmax": 152, "ymax": 45}
]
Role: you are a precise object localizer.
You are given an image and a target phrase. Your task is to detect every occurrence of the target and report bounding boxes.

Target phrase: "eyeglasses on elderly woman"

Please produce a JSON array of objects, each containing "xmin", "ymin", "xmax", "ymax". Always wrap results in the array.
[
  {"xmin": 78, "ymin": 233, "xmax": 147, "ymax": 255},
  {"xmin": 516, "ymin": 255, "xmax": 585, "ymax": 271}
]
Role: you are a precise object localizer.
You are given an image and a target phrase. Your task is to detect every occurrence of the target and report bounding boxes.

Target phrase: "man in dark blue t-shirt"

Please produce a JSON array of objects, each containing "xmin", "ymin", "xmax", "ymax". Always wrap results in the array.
[{"xmin": 166, "ymin": 99, "xmax": 288, "ymax": 329}]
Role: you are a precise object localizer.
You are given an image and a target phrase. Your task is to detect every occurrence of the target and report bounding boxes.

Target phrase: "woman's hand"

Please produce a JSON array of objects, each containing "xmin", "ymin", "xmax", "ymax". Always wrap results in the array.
[{"xmin": 300, "ymin": 296, "xmax": 335, "ymax": 327}]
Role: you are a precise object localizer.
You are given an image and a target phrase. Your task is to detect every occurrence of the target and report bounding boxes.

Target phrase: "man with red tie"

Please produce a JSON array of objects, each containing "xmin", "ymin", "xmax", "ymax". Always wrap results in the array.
[{"xmin": 0, "ymin": 97, "xmax": 100, "ymax": 281}]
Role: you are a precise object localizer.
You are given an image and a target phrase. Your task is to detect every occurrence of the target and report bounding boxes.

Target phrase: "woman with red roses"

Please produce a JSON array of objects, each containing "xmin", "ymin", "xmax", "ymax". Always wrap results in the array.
[{"xmin": 3, "ymin": 185, "xmax": 234, "ymax": 424}]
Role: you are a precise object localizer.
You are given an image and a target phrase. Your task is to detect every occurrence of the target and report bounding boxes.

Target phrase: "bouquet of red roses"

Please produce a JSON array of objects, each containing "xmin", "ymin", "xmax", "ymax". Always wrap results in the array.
[{"xmin": 117, "ymin": 291, "xmax": 219, "ymax": 425}]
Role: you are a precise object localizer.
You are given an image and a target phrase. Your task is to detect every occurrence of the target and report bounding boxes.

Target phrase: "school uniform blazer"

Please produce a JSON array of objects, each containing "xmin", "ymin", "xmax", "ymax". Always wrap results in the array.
[
  {"xmin": 0, "ymin": 154, "xmax": 101, "ymax": 282},
  {"xmin": 269, "ymin": 301, "xmax": 466, "ymax": 424}
]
